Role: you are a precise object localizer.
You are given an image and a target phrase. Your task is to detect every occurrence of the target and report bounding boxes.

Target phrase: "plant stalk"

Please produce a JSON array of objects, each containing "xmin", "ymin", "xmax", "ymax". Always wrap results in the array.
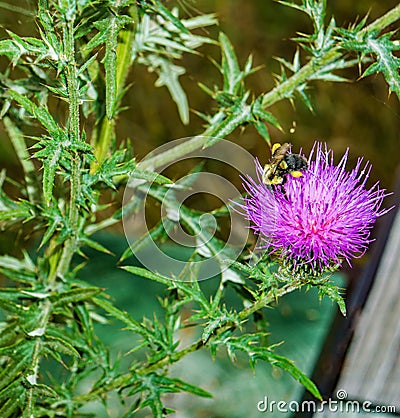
[
  {"xmin": 138, "ymin": 3, "xmax": 400, "ymax": 171},
  {"xmin": 28, "ymin": 10, "xmax": 82, "ymax": 415},
  {"xmin": 72, "ymin": 279, "xmax": 301, "ymax": 404}
]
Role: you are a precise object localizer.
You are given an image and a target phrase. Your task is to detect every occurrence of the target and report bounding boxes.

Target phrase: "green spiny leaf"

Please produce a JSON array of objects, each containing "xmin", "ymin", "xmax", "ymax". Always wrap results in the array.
[
  {"xmin": 93, "ymin": 297, "xmax": 146, "ymax": 335},
  {"xmin": 161, "ymin": 377, "xmax": 212, "ymax": 398},
  {"xmin": 146, "ymin": 55, "xmax": 189, "ymax": 124},
  {"xmin": 364, "ymin": 37, "xmax": 400, "ymax": 98},
  {"xmin": 39, "ymin": 211, "xmax": 64, "ymax": 249},
  {"xmin": 122, "ymin": 265, "xmax": 210, "ymax": 310},
  {"xmin": 0, "ymin": 379, "xmax": 24, "ymax": 404},
  {"xmin": 51, "ymin": 287, "xmax": 102, "ymax": 307},
  {"xmin": 265, "ymin": 351, "xmax": 322, "ymax": 400},
  {"xmin": 0, "ymin": 254, "xmax": 36, "ymax": 274},
  {"xmin": 204, "ymin": 101, "xmax": 251, "ymax": 147},
  {"xmin": 119, "ymin": 218, "xmax": 175, "ymax": 262},
  {"xmin": 253, "ymin": 120, "xmax": 271, "ymax": 143},
  {"xmin": 130, "ymin": 169, "xmax": 173, "ymax": 185},
  {"xmin": 33, "ymin": 136, "xmax": 71, "ymax": 204},
  {"xmin": 219, "ymin": 32, "xmax": 241, "ymax": 95},
  {"xmin": 42, "ymin": 161, "xmax": 58, "ymax": 205},
  {"xmin": 296, "ymin": 85, "xmax": 314, "ymax": 112},
  {"xmin": 0, "ymin": 39, "xmax": 21, "ymax": 64},
  {"xmin": 7, "ymin": 90, "xmax": 58, "ymax": 135},
  {"xmin": 0, "ymin": 344, "xmax": 34, "ymax": 391},
  {"xmin": 0, "ymin": 395, "xmax": 24, "ymax": 418},
  {"xmin": 104, "ymin": 16, "xmax": 131, "ymax": 119},
  {"xmin": 122, "ymin": 265, "xmax": 174, "ymax": 285},
  {"xmin": 31, "ymin": 383, "xmax": 58, "ymax": 398},
  {"xmin": 79, "ymin": 236, "xmax": 113, "ymax": 255},
  {"xmin": 151, "ymin": 0, "xmax": 189, "ymax": 34},
  {"xmin": 44, "ymin": 336, "xmax": 80, "ymax": 358},
  {"xmin": 252, "ymin": 97, "xmax": 282, "ymax": 131},
  {"xmin": 318, "ymin": 283, "xmax": 346, "ymax": 316},
  {"xmin": 0, "ymin": 288, "xmax": 27, "ymax": 301}
]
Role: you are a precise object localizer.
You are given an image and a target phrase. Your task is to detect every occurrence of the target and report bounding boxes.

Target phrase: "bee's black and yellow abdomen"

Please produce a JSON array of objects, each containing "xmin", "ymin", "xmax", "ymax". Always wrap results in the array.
[{"xmin": 284, "ymin": 153, "xmax": 308, "ymax": 172}]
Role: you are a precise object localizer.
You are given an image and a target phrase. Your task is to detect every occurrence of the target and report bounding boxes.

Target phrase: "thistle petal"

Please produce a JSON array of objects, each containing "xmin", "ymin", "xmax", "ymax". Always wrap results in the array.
[{"xmin": 242, "ymin": 142, "xmax": 392, "ymax": 272}]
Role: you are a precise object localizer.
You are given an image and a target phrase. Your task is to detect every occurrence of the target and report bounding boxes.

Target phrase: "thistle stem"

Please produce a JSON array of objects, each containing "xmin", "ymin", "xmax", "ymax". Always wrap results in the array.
[
  {"xmin": 73, "ymin": 279, "xmax": 300, "ymax": 404},
  {"xmin": 138, "ymin": 4, "xmax": 400, "ymax": 171},
  {"xmin": 27, "ymin": 10, "xmax": 82, "ymax": 415},
  {"xmin": 361, "ymin": 3, "xmax": 400, "ymax": 35},
  {"xmin": 52, "ymin": 11, "xmax": 81, "ymax": 282}
]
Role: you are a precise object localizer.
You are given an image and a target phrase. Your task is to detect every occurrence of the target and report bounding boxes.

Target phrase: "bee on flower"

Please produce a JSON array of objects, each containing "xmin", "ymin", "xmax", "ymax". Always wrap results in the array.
[{"xmin": 241, "ymin": 142, "xmax": 392, "ymax": 274}]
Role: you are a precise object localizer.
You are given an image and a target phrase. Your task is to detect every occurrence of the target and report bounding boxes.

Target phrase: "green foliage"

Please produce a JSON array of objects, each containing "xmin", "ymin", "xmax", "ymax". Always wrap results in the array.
[
  {"xmin": 0, "ymin": 0, "xmax": 398, "ymax": 416},
  {"xmin": 132, "ymin": 6, "xmax": 217, "ymax": 124},
  {"xmin": 210, "ymin": 332, "xmax": 321, "ymax": 399},
  {"xmin": 338, "ymin": 25, "xmax": 400, "ymax": 99}
]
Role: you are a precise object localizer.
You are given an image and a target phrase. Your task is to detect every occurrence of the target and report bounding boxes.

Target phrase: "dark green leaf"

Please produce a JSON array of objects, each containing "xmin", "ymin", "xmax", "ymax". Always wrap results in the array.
[
  {"xmin": 162, "ymin": 377, "xmax": 212, "ymax": 398},
  {"xmin": 0, "ymin": 39, "xmax": 21, "ymax": 63},
  {"xmin": 130, "ymin": 169, "xmax": 173, "ymax": 185},
  {"xmin": 0, "ymin": 344, "xmax": 34, "ymax": 391},
  {"xmin": 204, "ymin": 102, "xmax": 251, "ymax": 147},
  {"xmin": 252, "ymin": 97, "xmax": 282, "ymax": 131},
  {"xmin": 151, "ymin": 0, "xmax": 189, "ymax": 34},
  {"xmin": 122, "ymin": 265, "xmax": 174, "ymax": 286},
  {"xmin": 0, "ymin": 289, "xmax": 26, "ymax": 301},
  {"xmin": 253, "ymin": 120, "xmax": 271, "ymax": 143}
]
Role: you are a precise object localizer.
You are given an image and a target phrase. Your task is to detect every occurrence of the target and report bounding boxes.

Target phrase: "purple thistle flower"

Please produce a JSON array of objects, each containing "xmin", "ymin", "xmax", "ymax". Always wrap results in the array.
[{"xmin": 242, "ymin": 142, "xmax": 392, "ymax": 272}]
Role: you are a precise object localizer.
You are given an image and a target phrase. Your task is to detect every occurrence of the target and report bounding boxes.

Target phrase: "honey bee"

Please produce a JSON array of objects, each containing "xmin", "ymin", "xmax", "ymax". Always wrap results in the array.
[{"xmin": 262, "ymin": 142, "xmax": 308, "ymax": 186}]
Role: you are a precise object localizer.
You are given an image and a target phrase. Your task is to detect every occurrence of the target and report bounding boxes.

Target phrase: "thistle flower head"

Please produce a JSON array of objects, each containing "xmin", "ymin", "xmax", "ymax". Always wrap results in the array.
[{"xmin": 242, "ymin": 142, "xmax": 391, "ymax": 272}]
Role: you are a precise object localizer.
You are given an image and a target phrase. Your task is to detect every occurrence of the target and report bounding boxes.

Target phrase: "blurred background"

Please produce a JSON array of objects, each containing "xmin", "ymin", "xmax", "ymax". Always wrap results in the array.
[{"xmin": 0, "ymin": 1, "xmax": 399, "ymax": 417}]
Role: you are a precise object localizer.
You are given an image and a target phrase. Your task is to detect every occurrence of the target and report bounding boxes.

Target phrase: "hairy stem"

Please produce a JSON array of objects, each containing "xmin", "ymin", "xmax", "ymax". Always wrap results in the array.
[
  {"xmin": 51, "ymin": 9, "xmax": 81, "ymax": 281},
  {"xmin": 138, "ymin": 3, "xmax": 400, "ymax": 171},
  {"xmin": 27, "ymin": 8, "xmax": 82, "ymax": 414},
  {"xmin": 360, "ymin": 3, "xmax": 400, "ymax": 35},
  {"xmin": 263, "ymin": 3, "xmax": 400, "ymax": 107},
  {"xmin": 73, "ymin": 279, "xmax": 301, "ymax": 404}
]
